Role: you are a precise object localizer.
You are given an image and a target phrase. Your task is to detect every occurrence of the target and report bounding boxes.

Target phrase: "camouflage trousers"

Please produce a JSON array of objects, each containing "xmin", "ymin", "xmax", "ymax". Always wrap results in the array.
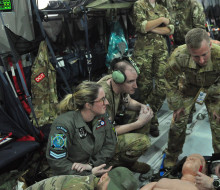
[
  {"xmin": 133, "ymin": 48, "xmax": 168, "ymax": 127},
  {"xmin": 111, "ymin": 133, "xmax": 151, "ymax": 165},
  {"xmin": 166, "ymin": 96, "xmax": 220, "ymax": 160},
  {"xmin": 26, "ymin": 175, "xmax": 99, "ymax": 190}
]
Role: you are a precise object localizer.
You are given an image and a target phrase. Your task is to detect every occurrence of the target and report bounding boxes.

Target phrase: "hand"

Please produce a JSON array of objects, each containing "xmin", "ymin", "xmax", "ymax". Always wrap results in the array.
[
  {"xmin": 140, "ymin": 104, "xmax": 151, "ymax": 114},
  {"xmin": 137, "ymin": 106, "xmax": 154, "ymax": 126},
  {"xmin": 92, "ymin": 164, "xmax": 112, "ymax": 176},
  {"xmin": 195, "ymin": 171, "xmax": 213, "ymax": 189},
  {"xmin": 161, "ymin": 17, "xmax": 169, "ymax": 25},
  {"xmin": 173, "ymin": 108, "xmax": 185, "ymax": 122},
  {"xmin": 71, "ymin": 163, "xmax": 92, "ymax": 172},
  {"xmin": 213, "ymin": 111, "xmax": 220, "ymax": 124},
  {"xmin": 215, "ymin": 164, "xmax": 220, "ymax": 178}
]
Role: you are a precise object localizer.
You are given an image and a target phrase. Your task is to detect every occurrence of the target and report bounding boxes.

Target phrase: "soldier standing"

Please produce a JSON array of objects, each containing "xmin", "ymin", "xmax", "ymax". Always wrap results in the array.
[
  {"xmin": 164, "ymin": 28, "xmax": 220, "ymax": 168},
  {"xmin": 132, "ymin": 0, "xmax": 174, "ymax": 137}
]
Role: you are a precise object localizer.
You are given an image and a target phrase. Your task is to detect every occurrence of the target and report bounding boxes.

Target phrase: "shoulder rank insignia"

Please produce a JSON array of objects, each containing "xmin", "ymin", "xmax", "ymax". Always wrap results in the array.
[
  {"xmin": 51, "ymin": 134, "xmax": 67, "ymax": 150},
  {"xmin": 79, "ymin": 127, "xmax": 87, "ymax": 139},
  {"xmin": 96, "ymin": 117, "xmax": 106, "ymax": 130},
  {"xmin": 49, "ymin": 150, "xmax": 66, "ymax": 159}
]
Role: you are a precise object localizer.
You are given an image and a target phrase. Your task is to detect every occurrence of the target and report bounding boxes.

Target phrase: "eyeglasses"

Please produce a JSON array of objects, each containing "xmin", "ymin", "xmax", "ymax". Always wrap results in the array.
[{"xmin": 93, "ymin": 97, "xmax": 107, "ymax": 104}]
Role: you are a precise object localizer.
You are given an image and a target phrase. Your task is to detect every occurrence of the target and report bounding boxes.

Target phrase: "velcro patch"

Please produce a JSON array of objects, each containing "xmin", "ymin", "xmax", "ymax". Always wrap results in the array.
[
  {"xmin": 79, "ymin": 127, "xmax": 87, "ymax": 139},
  {"xmin": 51, "ymin": 134, "xmax": 67, "ymax": 150},
  {"xmin": 35, "ymin": 73, "xmax": 46, "ymax": 83},
  {"xmin": 56, "ymin": 126, "xmax": 67, "ymax": 133},
  {"xmin": 96, "ymin": 117, "xmax": 106, "ymax": 130},
  {"xmin": 50, "ymin": 150, "xmax": 66, "ymax": 159}
]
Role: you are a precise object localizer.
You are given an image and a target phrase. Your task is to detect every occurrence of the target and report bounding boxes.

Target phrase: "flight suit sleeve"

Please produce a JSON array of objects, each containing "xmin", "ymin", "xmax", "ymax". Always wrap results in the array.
[
  {"xmin": 164, "ymin": 48, "xmax": 184, "ymax": 111},
  {"xmin": 192, "ymin": 2, "xmax": 206, "ymax": 29},
  {"xmin": 89, "ymin": 114, "xmax": 117, "ymax": 166},
  {"xmin": 46, "ymin": 122, "xmax": 91, "ymax": 176}
]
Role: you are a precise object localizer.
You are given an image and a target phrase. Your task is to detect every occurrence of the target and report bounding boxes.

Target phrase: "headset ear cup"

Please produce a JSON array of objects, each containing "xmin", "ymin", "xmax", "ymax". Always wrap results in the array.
[{"xmin": 112, "ymin": 70, "xmax": 126, "ymax": 84}]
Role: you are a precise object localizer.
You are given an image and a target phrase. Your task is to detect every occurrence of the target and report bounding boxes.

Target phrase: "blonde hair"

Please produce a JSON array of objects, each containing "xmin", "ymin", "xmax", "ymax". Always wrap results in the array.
[{"xmin": 57, "ymin": 81, "xmax": 101, "ymax": 113}]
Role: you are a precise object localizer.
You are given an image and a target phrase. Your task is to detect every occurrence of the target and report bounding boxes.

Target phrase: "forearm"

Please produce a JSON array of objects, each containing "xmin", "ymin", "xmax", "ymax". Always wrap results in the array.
[
  {"xmin": 115, "ymin": 121, "xmax": 142, "ymax": 135},
  {"xmin": 145, "ymin": 18, "xmax": 164, "ymax": 32},
  {"xmin": 48, "ymin": 158, "xmax": 91, "ymax": 176},
  {"xmin": 127, "ymin": 98, "xmax": 142, "ymax": 111},
  {"xmin": 151, "ymin": 26, "xmax": 171, "ymax": 35}
]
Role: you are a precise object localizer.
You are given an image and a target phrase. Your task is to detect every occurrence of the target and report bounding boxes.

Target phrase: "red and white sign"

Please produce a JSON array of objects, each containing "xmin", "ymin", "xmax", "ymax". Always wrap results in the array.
[{"xmin": 35, "ymin": 73, "xmax": 46, "ymax": 83}]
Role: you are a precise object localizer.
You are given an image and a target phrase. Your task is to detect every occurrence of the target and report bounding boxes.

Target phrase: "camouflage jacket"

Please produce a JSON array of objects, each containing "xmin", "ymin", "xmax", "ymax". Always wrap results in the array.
[
  {"xmin": 159, "ymin": 0, "xmax": 205, "ymax": 45},
  {"xmin": 31, "ymin": 41, "xmax": 58, "ymax": 127},
  {"xmin": 132, "ymin": 0, "xmax": 174, "ymax": 51},
  {"xmin": 26, "ymin": 174, "xmax": 99, "ymax": 190},
  {"xmin": 164, "ymin": 44, "xmax": 220, "ymax": 111},
  {"xmin": 46, "ymin": 110, "xmax": 117, "ymax": 176}
]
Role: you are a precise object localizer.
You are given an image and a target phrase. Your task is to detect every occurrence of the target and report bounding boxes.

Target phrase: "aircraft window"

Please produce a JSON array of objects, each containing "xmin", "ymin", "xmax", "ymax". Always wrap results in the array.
[{"xmin": 37, "ymin": 0, "xmax": 50, "ymax": 10}]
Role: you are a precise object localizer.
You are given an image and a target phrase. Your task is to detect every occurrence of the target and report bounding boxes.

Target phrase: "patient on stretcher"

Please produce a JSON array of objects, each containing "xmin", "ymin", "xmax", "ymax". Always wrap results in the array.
[{"xmin": 141, "ymin": 154, "xmax": 214, "ymax": 190}]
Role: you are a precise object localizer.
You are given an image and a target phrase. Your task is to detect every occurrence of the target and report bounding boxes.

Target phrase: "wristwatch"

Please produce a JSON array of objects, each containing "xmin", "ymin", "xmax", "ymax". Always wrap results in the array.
[{"xmin": 213, "ymin": 179, "xmax": 220, "ymax": 190}]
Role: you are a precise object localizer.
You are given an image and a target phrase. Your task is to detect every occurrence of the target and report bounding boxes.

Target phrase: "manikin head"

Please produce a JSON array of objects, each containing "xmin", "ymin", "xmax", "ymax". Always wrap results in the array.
[{"xmin": 181, "ymin": 154, "xmax": 206, "ymax": 183}]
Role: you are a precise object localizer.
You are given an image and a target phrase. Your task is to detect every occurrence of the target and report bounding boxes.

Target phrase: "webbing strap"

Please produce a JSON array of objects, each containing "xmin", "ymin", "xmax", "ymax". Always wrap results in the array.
[
  {"xmin": 16, "ymin": 60, "xmax": 40, "ymax": 128},
  {"xmin": 0, "ymin": 11, "xmax": 40, "ymax": 131},
  {"xmin": 0, "ymin": 68, "xmax": 40, "ymax": 140},
  {"xmin": 80, "ymin": 6, "xmax": 92, "ymax": 80},
  {"xmin": 0, "ymin": 57, "xmax": 17, "ymax": 97},
  {"xmin": 8, "ymin": 58, "xmax": 31, "ymax": 114},
  {"xmin": 30, "ymin": 0, "xmax": 72, "ymax": 93}
]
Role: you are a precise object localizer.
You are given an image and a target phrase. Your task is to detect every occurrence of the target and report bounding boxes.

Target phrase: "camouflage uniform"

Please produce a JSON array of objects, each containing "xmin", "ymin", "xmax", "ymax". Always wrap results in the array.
[
  {"xmin": 26, "ymin": 174, "xmax": 99, "ymax": 190},
  {"xmin": 31, "ymin": 41, "xmax": 58, "ymax": 127},
  {"xmin": 97, "ymin": 75, "xmax": 150, "ymax": 165},
  {"xmin": 46, "ymin": 110, "xmax": 117, "ymax": 176},
  {"xmin": 132, "ymin": 0, "xmax": 174, "ymax": 130},
  {"xmin": 158, "ymin": 0, "xmax": 206, "ymax": 123},
  {"xmin": 164, "ymin": 44, "xmax": 220, "ymax": 166},
  {"xmin": 26, "ymin": 166, "xmax": 138, "ymax": 190},
  {"xmin": 158, "ymin": 0, "xmax": 206, "ymax": 46}
]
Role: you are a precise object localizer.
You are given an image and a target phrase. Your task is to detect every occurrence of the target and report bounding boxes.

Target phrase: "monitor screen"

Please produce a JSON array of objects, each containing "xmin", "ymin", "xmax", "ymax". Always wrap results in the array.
[{"xmin": 0, "ymin": 0, "xmax": 12, "ymax": 11}]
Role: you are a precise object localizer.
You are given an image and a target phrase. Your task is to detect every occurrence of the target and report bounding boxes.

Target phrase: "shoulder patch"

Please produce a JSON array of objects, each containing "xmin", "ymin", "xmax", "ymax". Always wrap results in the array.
[
  {"xmin": 49, "ymin": 150, "xmax": 66, "ymax": 159},
  {"xmin": 56, "ymin": 126, "xmax": 68, "ymax": 133},
  {"xmin": 96, "ymin": 117, "xmax": 106, "ymax": 130},
  {"xmin": 51, "ymin": 134, "xmax": 67, "ymax": 150}
]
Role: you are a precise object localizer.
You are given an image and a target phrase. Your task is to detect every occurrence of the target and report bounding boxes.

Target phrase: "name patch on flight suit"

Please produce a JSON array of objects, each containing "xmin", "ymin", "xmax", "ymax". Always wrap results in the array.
[
  {"xmin": 79, "ymin": 127, "xmax": 87, "ymax": 139},
  {"xmin": 96, "ymin": 118, "xmax": 106, "ymax": 130}
]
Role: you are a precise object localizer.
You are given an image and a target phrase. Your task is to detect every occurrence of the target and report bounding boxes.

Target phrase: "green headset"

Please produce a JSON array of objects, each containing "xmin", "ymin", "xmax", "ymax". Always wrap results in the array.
[{"xmin": 112, "ymin": 57, "xmax": 140, "ymax": 84}]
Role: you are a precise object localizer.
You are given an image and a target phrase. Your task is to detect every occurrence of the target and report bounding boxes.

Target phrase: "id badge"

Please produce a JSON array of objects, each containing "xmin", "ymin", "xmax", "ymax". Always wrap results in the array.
[{"xmin": 195, "ymin": 88, "xmax": 207, "ymax": 105}]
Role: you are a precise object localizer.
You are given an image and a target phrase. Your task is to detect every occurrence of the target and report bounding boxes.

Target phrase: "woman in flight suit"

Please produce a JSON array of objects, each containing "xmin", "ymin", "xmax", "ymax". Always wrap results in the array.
[{"xmin": 46, "ymin": 81, "xmax": 117, "ymax": 176}]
